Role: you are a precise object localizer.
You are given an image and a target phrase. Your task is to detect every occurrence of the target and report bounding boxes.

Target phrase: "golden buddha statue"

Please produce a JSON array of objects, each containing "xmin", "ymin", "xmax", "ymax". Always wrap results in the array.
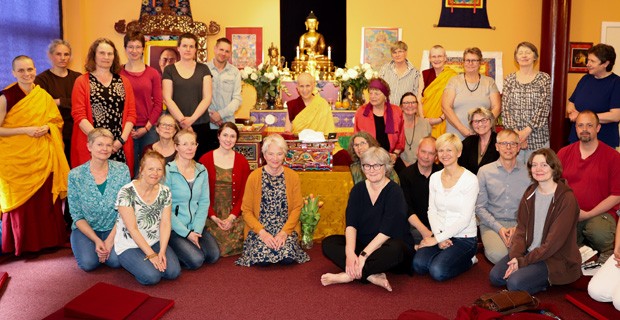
[{"xmin": 299, "ymin": 11, "xmax": 326, "ymax": 60}]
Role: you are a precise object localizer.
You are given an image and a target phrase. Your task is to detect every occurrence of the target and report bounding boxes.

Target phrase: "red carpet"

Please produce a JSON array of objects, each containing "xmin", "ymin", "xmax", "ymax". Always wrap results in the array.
[
  {"xmin": 566, "ymin": 291, "xmax": 620, "ymax": 320},
  {"xmin": 0, "ymin": 246, "xmax": 592, "ymax": 319}
]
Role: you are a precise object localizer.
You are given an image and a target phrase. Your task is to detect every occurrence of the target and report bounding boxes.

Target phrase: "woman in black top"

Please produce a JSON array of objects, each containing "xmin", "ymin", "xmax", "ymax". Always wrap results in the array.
[
  {"xmin": 458, "ymin": 107, "xmax": 499, "ymax": 174},
  {"xmin": 321, "ymin": 147, "xmax": 413, "ymax": 291}
]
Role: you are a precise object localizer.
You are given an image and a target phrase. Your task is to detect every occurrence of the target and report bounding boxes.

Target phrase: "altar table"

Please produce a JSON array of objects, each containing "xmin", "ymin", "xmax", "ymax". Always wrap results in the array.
[
  {"xmin": 250, "ymin": 109, "xmax": 355, "ymax": 135},
  {"xmin": 297, "ymin": 166, "xmax": 353, "ymax": 240}
]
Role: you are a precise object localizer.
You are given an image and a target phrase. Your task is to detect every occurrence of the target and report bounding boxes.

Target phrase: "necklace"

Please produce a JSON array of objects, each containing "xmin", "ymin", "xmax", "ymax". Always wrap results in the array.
[
  {"xmin": 404, "ymin": 117, "xmax": 417, "ymax": 150},
  {"xmin": 479, "ymin": 137, "xmax": 489, "ymax": 156},
  {"xmin": 464, "ymin": 74, "xmax": 481, "ymax": 93}
]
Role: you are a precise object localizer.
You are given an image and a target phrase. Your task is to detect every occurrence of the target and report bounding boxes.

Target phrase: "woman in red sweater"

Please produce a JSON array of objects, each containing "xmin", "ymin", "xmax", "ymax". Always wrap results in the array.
[{"xmin": 199, "ymin": 122, "xmax": 251, "ymax": 256}]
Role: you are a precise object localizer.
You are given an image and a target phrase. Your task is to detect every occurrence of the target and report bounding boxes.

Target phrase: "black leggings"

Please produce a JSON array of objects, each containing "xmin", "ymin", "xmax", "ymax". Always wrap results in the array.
[{"xmin": 321, "ymin": 235, "xmax": 413, "ymax": 281}]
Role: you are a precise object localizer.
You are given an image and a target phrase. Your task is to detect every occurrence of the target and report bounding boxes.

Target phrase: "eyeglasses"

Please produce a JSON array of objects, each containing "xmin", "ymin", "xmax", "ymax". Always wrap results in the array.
[
  {"xmin": 160, "ymin": 58, "xmax": 177, "ymax": 63},
  {"xmin": 126, "ymin": 45, "xmax": 143, "ymax": 50},
  {"xmin": 362, "ymin": 163, "xmax": 385, "ymax": 171},
  {"xmin": 159, "ymin": 123, "xmax": 176, "ymax": 129},
  {"xmin": 353, "ymin": 141, "xmax": 368, "ymax": 148},
  {"xmin": 176, "ymin": 142, "xmax": 198, "ymax": 147},
  {"xmin": 497, "ymin": 141, "xmax": 519, "ymax": 148},
  {"xmin": 402, "ymin": 101, "xmax": 418, "ymax": 106},
  {"xmin": 471, "ymin": 118, "xmax": 490, "ymax": 125},
  {"xmin": 392, "ymin": 50, "xmax": 406, "ymax": 55},
  {"xmin": 464, "ymin": 59, "xmax": 481, "ymax": 64}
]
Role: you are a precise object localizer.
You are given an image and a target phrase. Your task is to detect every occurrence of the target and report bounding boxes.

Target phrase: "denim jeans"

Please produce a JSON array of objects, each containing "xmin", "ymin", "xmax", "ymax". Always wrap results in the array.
[
  {"xmin": 133, "ymin": 126, "xmax": 159, "ymax": 176},
  {"xmin": 489, "ymin": 254, "xmax": 549, "ymax": 295},
  {"xmin": 118, "ymin": 242, "xmax": 181, "ymax": 285},
  {"xmin": 169, "ymin": 229, "xmax": 220, "ymax": 269},
  {"xmin": 70, "ymin": 228, "xmax": 120, "ymax": 271},
  {"xmin": 413, "ymin": 237, "xmax": 477, "ymax": 281}
]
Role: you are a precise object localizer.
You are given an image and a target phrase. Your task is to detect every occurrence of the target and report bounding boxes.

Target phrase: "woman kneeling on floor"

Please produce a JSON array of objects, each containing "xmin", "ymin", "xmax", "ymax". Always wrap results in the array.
[
  {"xmin": 321, "ymin": 147, "xmax": 414, "ymax": 291},
  {"xmin": 115, "ymin": 150, "xmax": 181, "ymax": 285}
]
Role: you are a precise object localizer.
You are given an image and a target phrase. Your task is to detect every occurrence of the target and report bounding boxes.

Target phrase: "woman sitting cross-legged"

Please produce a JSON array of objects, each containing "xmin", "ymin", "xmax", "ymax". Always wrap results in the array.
[
  {"xmin": 114, "ymin": 150, "xmax": 181, "ymax": 285},
  {"xmin": 490, "ymin": 148, "xmax": 581, "ymax": 295},
  {"xmin": 347, "ymin": 131, "xmax": 399, "ymax": 185},
  {"xmin": 412, "ymin": 133, "xmax": 479, "ymax": 281},
  {"xmin": 165, "ymin": 129, "xmax": 220, "ymax": 269},
  {"xmin": 68, "ymin": 128, "xmax": 130, "ymax": 271},
  {"xmin": 235, "ymin": 134, "xmax": 310, "ymax": 267},
  {"xmin": 321, "ymin": 147, "xmax": 414, "ymax": 291}
]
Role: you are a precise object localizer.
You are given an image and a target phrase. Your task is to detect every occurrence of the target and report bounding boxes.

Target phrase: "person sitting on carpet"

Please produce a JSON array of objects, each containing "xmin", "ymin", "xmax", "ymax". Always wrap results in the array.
[
  {"xmin": 412, "ymin": 133, "xmax": 478, "ymax": 281},
  {"xmin": 68, "ymin": 128, "xmax": 130, "ymax": 271},
  {"xmin": 0, "ymin": 55, "xmax": 69, "ymax": 256},
  {"xmin": 199, "ymin": 122, "xmax": 251, "ymax": 257},
  {"xmin": 114, "ymin": 150, "xmax": 181, "ymax": 285},
  {"xmin": 321, "ymin": 147, "xmax": 414, "ymax": 291},
  {"xmin": 236, "ymin": 134, "xmax": 310, "ymax": 266},
  {"xmin": 347, "ymin": 131, "xmax": 399, "ymax": 185},
  {"xmin": 589, "ymin": 215, "xmax": 620, "ymax": 311},
  {"xmin": 284, "ymin": 72, "xmax": 335, "ymax": 135},
  {"xmin": 165, "ymin": 129, "xmax": 220, "ymax": 269},
  {"xmin": 489, "ymin": 148, "xmax": 581, "ymax": 295}
]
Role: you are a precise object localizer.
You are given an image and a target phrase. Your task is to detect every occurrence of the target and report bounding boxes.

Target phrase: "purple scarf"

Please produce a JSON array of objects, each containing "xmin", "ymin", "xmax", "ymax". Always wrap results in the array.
[{"xmin": 362, "ymin": 79, "xmax": 395, "ymax": 134}]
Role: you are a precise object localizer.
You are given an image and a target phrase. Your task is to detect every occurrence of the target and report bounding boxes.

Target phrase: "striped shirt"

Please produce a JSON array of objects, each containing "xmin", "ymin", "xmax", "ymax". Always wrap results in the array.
[{"xmin": 379, "ymin": 60, "xmax": 420, "ymax": 105}]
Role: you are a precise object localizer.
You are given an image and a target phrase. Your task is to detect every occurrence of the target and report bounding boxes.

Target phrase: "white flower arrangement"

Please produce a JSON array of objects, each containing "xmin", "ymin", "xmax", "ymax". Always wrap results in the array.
[{"xmin": 241, "ymin": 63, "xmax": 281, "ymax": 99}]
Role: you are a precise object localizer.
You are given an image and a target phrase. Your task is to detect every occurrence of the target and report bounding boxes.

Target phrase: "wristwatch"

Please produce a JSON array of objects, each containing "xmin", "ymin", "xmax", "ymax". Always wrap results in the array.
[{"xmin": 360, "ymin": 251, "xmax": 367, "ymax": 257}]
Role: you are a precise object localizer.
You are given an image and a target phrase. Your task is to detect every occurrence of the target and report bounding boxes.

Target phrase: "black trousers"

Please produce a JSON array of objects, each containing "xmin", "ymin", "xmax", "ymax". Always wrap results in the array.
[
  {"xmin": 321, "ymin": 235, "xmax": 413, "ymax": 281},
  {"xmin": 192, "ymin": 123, "xmax": 217, "ymax": 161}
]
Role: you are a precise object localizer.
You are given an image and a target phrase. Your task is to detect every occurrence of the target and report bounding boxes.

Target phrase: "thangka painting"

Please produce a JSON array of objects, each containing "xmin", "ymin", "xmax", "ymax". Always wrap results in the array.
[
  {"xmin": 361, "ymin": 27, "xmax": 402, "ymax": 70},
  {"xmin": 437, "ymin": 0, "xmax": 492, "ymax": 29},
  {"xmin": 226, "ymin": 27, "xmax": 262, "ymax": 69},
  {"xmin": 420, "ymin": 50, "xmax": 504, "ymax": 92}
]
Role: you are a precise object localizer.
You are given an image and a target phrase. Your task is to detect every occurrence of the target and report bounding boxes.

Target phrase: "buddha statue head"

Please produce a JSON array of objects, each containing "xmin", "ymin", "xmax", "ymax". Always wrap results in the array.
[{"xmin": 305, "ymin": 11, "xmax": 319, "ymax": 32}]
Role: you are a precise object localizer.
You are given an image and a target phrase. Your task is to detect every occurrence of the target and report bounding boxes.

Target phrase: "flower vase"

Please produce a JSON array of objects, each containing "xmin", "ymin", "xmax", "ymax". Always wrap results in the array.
[
  {"xmin": 351, "ymin": 87, "xmax": 365, "ymax": 110},
  {"xmin": 301, "ymin": 224, "xmax": 316, "ymax": 250},
  {"xmin": 254, "ymin": 85, "xmax": 268, "ymax": 110}
]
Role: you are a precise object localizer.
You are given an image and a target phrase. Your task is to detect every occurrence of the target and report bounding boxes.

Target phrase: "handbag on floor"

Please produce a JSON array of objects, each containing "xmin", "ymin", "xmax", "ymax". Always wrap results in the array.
[{"xmin": 473, "ymin": 290, "xmax": 539, "ymax": 315}]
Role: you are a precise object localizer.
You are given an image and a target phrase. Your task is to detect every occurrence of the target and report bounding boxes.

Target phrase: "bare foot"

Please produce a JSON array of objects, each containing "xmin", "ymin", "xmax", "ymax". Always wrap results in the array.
[
  {"xmin": 367, "ymin": 273, "xmax": 392, "ymax": 292},
  {"xmin": 321, "ymin": 272, "xmax": 354, "ymax": 286}
]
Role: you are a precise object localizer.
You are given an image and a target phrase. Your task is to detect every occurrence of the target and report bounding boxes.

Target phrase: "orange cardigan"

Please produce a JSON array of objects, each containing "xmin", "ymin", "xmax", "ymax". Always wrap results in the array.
[
  {"xmin": 241, "ymin": 167, "xmax": 302, "ymax": 238},
  {"xmin": 71, "ymin": 73, "xmax": 137, "ymax": 176}
]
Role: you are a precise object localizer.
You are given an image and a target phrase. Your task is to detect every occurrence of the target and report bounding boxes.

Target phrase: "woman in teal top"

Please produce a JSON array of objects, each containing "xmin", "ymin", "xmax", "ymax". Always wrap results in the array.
[{"xmin": 68, "ymin": 128, "xmax": 131, "ymax": 271}]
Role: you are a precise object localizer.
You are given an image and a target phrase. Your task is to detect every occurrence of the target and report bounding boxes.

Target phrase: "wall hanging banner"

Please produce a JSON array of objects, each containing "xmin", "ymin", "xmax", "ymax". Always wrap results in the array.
[{"xmin": 437, "ymin": 0, "xmax": 491, "ymax": 29}]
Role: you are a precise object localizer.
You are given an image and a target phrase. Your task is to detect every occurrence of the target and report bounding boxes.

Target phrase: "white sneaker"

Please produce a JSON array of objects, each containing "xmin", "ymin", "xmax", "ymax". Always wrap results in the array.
[{"xmin": 471, "ymin": 255, "xmax": 478, "ymax": 265}]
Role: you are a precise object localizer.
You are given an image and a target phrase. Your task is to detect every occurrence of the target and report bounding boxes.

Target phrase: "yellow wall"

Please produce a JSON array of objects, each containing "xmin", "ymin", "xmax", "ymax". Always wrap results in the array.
[
  {"xmin": 569, "ymin": 0, "xmax": 620, "ymax": 94},
  {"xmin": 62, "ymin": 0, "xmax": 620, "ymax": 118}
]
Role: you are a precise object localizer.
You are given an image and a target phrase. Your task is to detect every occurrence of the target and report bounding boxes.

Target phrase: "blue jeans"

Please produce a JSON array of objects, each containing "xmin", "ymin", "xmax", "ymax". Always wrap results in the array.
[
  {"xmin": 413, "ymin": 237, "xmax": 477, "ymax": 281},
  {"xmin": 70, "ymin": 228, "xmax": 120, "ymax": 271},
  {"xmin": 133, "ymin": 126, "xmax": 159, "ymax": 176},
  {"xmin": 169, "ymin": 229, "xmax": 220, "ymax": 269},
  {"xmin": 118, "ymin": 242, "xmax": 181, "ymax": 285},
  {"xmin": 489, "ymin": 254, "xmax": 549, "ymax": 295}
]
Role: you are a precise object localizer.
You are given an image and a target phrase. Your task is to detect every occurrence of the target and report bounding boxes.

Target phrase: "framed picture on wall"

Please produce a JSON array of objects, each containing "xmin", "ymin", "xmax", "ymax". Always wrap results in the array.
[
  {"xmin": 145, "ymin": 40, "xmax": 180, "ymax": 74},
  {"xmin": 569, "ymin": 42, "xmax": 592, "ymax": 73},
  {"xmin": 226, "ymin": 27, "xmax": 263, "ymax": 69},
  {"xmin": 361, "ymin": 27, "xmax": 402, "ymax": 70}
]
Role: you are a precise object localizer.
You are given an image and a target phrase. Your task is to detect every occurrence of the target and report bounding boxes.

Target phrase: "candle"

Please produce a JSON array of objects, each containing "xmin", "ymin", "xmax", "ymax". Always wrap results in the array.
[
  {"xmin": 296, "ymin": 46, "xmax": 300, "ymax": 59},
  {"xmin": 328, "ymin": 46, "xmax": 331, "ymax": 60}
]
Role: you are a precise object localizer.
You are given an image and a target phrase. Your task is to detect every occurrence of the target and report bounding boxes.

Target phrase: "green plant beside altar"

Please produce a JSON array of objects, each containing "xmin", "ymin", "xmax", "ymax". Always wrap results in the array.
[
  {"xmin": 334, "ymin": 63, "xmax": 377, "ymax": 109},
  {"xmin": 241, "ymin": 63, "xmax": 281, "ymax": 110},
  {"xmin": 300, "ymin": 193, "xmax": 323, "ymax": 249}
]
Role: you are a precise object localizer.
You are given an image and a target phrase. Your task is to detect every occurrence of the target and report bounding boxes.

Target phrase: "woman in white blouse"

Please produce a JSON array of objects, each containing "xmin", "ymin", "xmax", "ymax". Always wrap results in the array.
[{"xmin": 412, "ymin": 133, "xmax": 478, "ymax": 281}]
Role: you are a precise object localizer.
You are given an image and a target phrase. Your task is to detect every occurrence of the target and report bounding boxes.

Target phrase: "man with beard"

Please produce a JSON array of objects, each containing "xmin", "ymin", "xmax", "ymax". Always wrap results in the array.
[{"xmin": 558, "ymin": 110, "xmax": 620, "ymax": 263}]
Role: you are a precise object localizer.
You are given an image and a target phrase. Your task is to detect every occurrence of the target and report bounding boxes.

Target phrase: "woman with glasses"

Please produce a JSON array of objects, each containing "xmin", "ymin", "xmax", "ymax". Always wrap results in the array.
[
  {"xmin": 458, "ymin": 107, "xmax": 499, "ymax": 174},
  {"xmin": 490, "ymin": 149, "xmax": 580, "ymax": 294},
  {"xmin": 379, "ymin": 41, "xmax": 421, "ymax": 106},
  {"xmin": 413, "ymin": 133, "xmax": 479, "ymax": 281},
  {"xmin": 236, "ymin": 134, "xmax": 309, "ymax": 267},
  {"xmin": 164, "ymin": 129, "xmax": 220, "ymax": 269},
  {"xmin": 120, "ymin": 31, "xmax": 163, "ymax": 175},
  {"xmin": 398, "ymin": 92, "xmax": 431, "ymax": 172},
  {"xmin": 144, "ymin": 114, "xmax": 178, "ymax": 164},
  {"xmin": 442, "ymin": 47, "xmax": 501, "ymax": 140},
  {"xmin": 347, "ymin": 131, "xmax": 399, "ymax": 185},
  {"xmin": 321, "ymin": 147, "xmax": 413, "ymax": 291},
  {"xmin": 502, "ymin": 42, "xmax": 551, "ymax": 163}
]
